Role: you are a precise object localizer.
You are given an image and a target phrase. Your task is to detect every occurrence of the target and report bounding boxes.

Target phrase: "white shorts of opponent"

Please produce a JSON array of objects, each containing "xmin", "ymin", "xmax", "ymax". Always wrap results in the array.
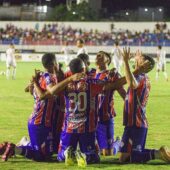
[{"xmin": 6, "ymin": 59, "xmax": 16, "ymax": 68}]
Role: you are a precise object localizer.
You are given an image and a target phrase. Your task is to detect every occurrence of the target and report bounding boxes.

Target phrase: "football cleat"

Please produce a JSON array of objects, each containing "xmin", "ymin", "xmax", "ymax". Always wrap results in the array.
[
  {"xmin": 64, "ymin": 146, "xmax": 76, "ymax": 166},
  {"xmin": 159, "ymin": 146, "xmax": 170, "ymax": 162},
  {"xmin": 75, "ymin": 150, "xmax": 87, "ymax": 168}
]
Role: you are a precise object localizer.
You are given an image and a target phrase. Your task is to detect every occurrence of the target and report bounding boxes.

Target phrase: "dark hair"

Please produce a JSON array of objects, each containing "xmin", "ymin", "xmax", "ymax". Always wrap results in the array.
[
  {"xmin": 69, "ymin": 58, "xmax": 84, "ymax": 74},
  {"xmin": 56, "ymin": 63, "xmax": 65, "ymax": 81},
  {"xmin": 115, "ymin": 41, "xmax": 119, "ymax": 46},
  {"xmin": 77, "ymin": 39, "xmax": 84, "ymax": 44},
  {"xmin": 158, "ymin": 45, "xmax": 162, "ymax": 49},
  {"xmin": 97, "ymin": 51, "xmax": 112, "ymax": 66},
  {"xmin": 77, "ymin": 53, "xmax": 90, "ymax": 66},
  {"xmin": 41, "ymin": 53, "xmax": 56, "ymax": 69},
  {"xmin": 143, "ymin": 55, "xmax": 155, "ymax": 73}
]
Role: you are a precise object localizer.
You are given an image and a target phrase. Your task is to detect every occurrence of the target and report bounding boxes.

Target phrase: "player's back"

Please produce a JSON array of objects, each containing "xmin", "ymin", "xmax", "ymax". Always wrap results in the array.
[{"xmin": 63, "ymin": 77, "xmax": 104, "ymax": 133}]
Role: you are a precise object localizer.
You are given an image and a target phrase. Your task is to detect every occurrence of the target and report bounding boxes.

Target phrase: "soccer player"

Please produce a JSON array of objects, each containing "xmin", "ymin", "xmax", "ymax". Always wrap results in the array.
[
  {"xmin": 119, "ymin": 47, "xmax": 170, "ymax": 163},
  {"xmin": 94, "ymin": 51, "xmax": 126, "ymax": 156},
  {"xmin": 111, "ymin": 41, "xmax": 123, "ymax": 73},
  {"xmin": 1, "ymin": 53, "xmax": 84, "ymax": 162},
  {"xmin": 156, "ymin": 45, "xmax": 168, "ymax": 81},
  {"xmin": 76, "ymin": 39, "xmax": 88, "ymax": 56},
  {"xmin": 61, "ymin": 41, "xmax": 73, "ymax": 71},
  {"xmin": 55, "ymin": 57, "xmax": 150, "ymax": 166},
  {"xmin": 6, "ymin": 43, "xmax": 16, "ymax": 80}
]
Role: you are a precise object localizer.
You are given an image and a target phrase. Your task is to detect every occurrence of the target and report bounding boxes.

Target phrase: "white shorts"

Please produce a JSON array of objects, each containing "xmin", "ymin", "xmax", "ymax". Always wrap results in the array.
[
  {"xmin": 156, "ymin": 62, "xmax": 166, "ymax": 71},
  {"xmin": 6, "ymin": 60, "xmax": 16, "ymax": 68}
]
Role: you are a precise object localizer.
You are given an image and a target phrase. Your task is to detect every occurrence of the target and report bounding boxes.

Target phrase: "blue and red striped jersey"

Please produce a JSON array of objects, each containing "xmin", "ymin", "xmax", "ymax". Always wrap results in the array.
[
  {"xmin": 123, "ymin": 74, "xmax": 150, "ymax": 128},
  {"xmin": 94, "ymin": 69, "xmax": 125, "ymax": 122},
  {"xmin": 29, "ymin": 72, "xmax": 58, "ymax": 128},
  {"xmin": 63, "ymin": 78, "xmax": 104, "ymax": 133}
]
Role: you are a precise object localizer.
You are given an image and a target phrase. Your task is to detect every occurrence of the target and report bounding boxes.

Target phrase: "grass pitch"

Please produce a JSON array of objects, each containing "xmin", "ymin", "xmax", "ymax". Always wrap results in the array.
[{"xmin": 0, "ymin": 62, "xmax": 170, "ymax": 170}]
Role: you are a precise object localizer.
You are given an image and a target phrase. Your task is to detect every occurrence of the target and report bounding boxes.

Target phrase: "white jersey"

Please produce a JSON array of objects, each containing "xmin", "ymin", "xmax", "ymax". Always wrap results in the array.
[
  {"xmin": 111, "ymin": 47, "xmax": 122, "ymax": 73},
  {"xmin": 157, "ymin": 49, "xmax": 166, "ymax": 64},
  {"xmin": 111, "ymin": 47, "xmax": 122, "ymax": 62},
  {"xmin": 77, "ymin": 47, "xmax": 88, "ymax": 56},
  {"xmin": 6, "ymin": 47, "xmax": 16, "ymax": 67},
  {"xmin": 61, "ymin": 46, "xmax": 72, "ymax": 65}
]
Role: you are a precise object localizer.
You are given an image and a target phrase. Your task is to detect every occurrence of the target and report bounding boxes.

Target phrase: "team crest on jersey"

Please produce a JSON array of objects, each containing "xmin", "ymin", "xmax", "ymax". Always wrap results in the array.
[{"xmin": 77, "ymin": 81, "xmax": 88, "ymax": 91}]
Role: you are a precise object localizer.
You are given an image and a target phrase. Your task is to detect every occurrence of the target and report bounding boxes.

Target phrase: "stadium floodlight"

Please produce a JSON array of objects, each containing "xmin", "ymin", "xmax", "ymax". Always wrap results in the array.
[
  {"xmin": 159, "ymin": 8, "xmax": 162, "ymax": 12},
  {"xmin": 144, "ymin": 8, "xmax": 148, "ymax": 12},
  {"xmin": 125, "ymin": 12, "xmax": 129, "ymax": 16},
  {"xmin": 46, "ymin": 0, "xmax": 51, "ymax": 1}
]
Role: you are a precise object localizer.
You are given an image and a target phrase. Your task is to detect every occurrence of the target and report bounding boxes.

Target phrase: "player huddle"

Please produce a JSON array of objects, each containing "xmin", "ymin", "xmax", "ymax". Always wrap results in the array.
[{"xmin": 0, "ymin": 45, "xmax": 170, "ymax": 167}]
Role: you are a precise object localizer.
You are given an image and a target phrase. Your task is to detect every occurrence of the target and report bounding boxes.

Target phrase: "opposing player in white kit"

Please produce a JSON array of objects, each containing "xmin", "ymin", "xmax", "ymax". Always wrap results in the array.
[
  {"xmin": 76, "ymin": 39, "xmax": 88, "ymax": 56},
  {"xmin": 156, "ymin": 45, "xmax": 168, "ymax": 81},
  {"xmin": 6, "ymin": 43, "xmax": 16, "ymax": 80},
  {"xmin": 61, "ymin": 42, "xmax": 73, "ymax": 71},
  {"xmin": 111, "ymin": 42, "xmax": 123, "ymax": 73}
]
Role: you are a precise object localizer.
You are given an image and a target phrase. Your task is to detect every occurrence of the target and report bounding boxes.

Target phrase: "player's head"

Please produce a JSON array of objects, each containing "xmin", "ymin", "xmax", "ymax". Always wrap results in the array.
[
  {"xmin": 10, "ymin": 43, "xmax": 14, "ymax": 48},
  {"xmin": 158, "ymin": 45, "xmax": 162, "ymax": 50},
  {"xmin": 114, "ymin": 41, "xmax": 119, "ymax": 47},
  {"xmin": 135, "ymin": 53, "xmax": 155, "ymax": 73},
  {"xmin": 95, "ymin": 51, "xmax": 111, "ymax": 69},
  {"xmin": 41, "ymin": 53, "xmax": 57, "ymax": 73},
  {"xmin": 69, "ymin": 58, "xmax": 85, "ymax": 74},
  {"xmin": 77, "ymin": 53, "xmax": 90, "ymax": 72},
  {"xmin": 64, "ymin": 41, "xmax": 69, "ymax": 46},
  {"xmin": 76, "ymin": 39, "xmax": 84, "ymax": 48}
]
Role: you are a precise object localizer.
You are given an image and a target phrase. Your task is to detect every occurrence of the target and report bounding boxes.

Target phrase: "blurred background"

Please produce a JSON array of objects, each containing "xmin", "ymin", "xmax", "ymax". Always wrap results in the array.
[{"xmin": 0, "ymin": 0, "xmax": 170, "ymax": 62}]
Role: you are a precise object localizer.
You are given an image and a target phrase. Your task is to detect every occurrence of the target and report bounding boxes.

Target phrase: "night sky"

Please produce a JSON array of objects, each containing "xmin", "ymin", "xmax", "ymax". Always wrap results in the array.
[{"xmin": 1, "ymin": 0, "xmax": 170, "ymax": 13}]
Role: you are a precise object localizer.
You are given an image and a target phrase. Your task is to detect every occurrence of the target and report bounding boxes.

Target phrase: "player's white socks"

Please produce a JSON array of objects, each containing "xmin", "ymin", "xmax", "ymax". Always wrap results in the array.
[
  {"xmin": 163, "ymin": 72, "xmax": 168, "ymax": 81},
  {"xmin": 6, "ymin": 68, "xmax": 10, "ymax": 79},
  {"xmin": 12, "ymin": 68, "xmax": 16, "ymax": 80}
]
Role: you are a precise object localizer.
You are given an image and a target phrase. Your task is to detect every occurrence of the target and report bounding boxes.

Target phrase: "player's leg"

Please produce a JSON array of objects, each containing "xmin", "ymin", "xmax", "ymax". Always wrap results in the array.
[
  {"xmin": 18, "ymin": 123, "xmax": 53, "ymax": 161},
  {"xmin": 79, "ymin": 132, "xmax": 100, "ymax": 164},
  {"xmin": 57, "ymin": 131, "xmax": 78, "ymax": 163},
  {"xmin": 119, "ymin": 127, "xmax": 131, "ymax": 162},
  {"xmin": 6, "ymin": 61, "xmax": 10, "ymax": 79},
  {"xmin": 96, "ymin": 119, "xmax": 115, "ymax": 156},
  {"xmin": 156, "ymin": 63, "xmax": 160, "ymax": 81},
  {"xmin": 162, "ymin": 64, "xmax": 168, "ymax": 81},
  {"xmin": 130, "ymin": 128, "xmax": 170, "ymax": 163}
]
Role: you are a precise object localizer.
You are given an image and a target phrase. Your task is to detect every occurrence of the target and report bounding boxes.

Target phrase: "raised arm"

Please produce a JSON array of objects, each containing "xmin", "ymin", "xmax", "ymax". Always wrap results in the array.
[
  {"xmin": 48, "ymin": 72, "xmax": 85, "ymax": 95},
  {"xmin": 122, "ymin": 47, "xmax": 138, "ymax": 89}
]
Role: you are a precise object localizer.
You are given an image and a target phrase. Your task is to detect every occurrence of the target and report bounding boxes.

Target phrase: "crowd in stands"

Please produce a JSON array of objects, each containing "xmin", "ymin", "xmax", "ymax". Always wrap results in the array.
[{"xmin": 0, "ymin": 23, "xmax": 170, "ymax": 46}]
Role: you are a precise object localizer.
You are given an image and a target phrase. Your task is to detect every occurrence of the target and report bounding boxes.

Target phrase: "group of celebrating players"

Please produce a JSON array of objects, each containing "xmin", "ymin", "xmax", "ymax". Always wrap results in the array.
[{"xmin": 0, "ymin": 39, "xmax": 170, "ymax": 167}]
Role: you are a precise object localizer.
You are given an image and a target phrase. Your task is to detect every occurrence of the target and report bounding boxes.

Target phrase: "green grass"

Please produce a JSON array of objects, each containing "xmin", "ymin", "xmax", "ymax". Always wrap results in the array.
[{"xmin": 0, "ymin": 62, "xmax": 170, "ymax": 170}]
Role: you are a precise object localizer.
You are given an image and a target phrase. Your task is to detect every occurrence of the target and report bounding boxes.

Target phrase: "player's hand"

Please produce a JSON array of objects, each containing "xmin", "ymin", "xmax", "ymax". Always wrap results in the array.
[
  {"xmin": 70, "ymin": 72, "xmax": 86, "ymax": 81},
  {"xmin": 34, "ymin": 69, "xmax": 41, "ymax": 83},
  {"xmin": 135, "ymin": 49, "xmax": 142, "ymax": 58},
  {"xmin": 122, "ymin": 47, "xmax": 131, "ymax": 62}
]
